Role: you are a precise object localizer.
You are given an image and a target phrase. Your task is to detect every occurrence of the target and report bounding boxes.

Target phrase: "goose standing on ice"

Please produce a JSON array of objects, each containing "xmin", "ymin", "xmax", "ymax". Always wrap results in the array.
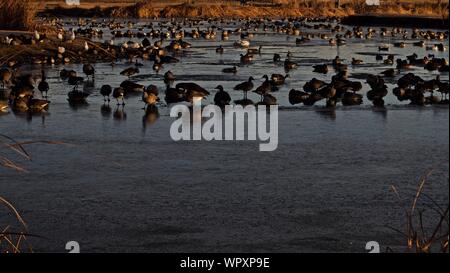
[
  {"xmin": 38, "ymin": 70, "xmax": 49, "ymax": 99},
  {"xmin": 214, "ymin": 85, "xmax": 231, "ymax": 108},
  {"xmin": 100, "ymin": 85, "xmax": 112, "ymax": 103}
]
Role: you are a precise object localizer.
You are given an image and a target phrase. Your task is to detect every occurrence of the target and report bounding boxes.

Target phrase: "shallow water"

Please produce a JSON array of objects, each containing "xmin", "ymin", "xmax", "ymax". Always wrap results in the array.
[{"xmin": 0, "ymin": 19, "xmax": 449, "ymax": 252}]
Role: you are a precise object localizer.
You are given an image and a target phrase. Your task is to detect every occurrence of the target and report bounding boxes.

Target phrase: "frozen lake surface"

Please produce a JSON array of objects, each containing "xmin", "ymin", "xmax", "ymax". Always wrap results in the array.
[{"xmin": 0, "ymin": 19, "xmax": 448, "ymax": 252}]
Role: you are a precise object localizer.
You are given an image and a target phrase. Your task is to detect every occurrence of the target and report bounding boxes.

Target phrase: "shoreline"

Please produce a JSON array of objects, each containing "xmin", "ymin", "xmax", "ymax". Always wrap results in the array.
[{"xmin": 37, "ymin": 2, "xmax": 448, "ymax": 20}]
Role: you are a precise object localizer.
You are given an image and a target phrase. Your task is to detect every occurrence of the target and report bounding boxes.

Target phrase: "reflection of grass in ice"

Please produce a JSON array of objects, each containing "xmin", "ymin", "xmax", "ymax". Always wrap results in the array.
[
  {"xmin": 0, "ymin": 134, "xmax": 61, "ymax": 253},
  {"xmin": 389, "ymin": 170, "xmax": 449, "ymax": 253}
]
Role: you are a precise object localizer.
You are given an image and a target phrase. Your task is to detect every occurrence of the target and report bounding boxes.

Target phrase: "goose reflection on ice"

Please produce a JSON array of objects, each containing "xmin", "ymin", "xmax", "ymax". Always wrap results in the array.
[
  {"xmin": 113, "ymin": 105, "xmax": 127, "ymax": 121},
  {"xmin": 142, "ymin": 105, "xmax": 159, "ymax": 132},
  {"xmin": 100, "ymin": 104, "xmax": 112, "ymax": 118}
]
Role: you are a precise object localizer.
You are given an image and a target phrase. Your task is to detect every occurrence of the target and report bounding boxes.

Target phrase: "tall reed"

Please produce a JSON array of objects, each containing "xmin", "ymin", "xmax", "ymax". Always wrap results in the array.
[{"xmin": 389, "ymin": 170, "xmax": 449, "ymax": 253}]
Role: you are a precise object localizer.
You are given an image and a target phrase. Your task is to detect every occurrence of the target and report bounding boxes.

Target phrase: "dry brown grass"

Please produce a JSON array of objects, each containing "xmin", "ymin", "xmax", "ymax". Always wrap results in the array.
[
  {"xmin": 389, "ymin": 170, "xmax": 449, "ymax": 253},
  {"xmin": 33, "ymin": 0, "xmax": 448, "ymax": 19},
  {"xmin": 113, "ymin": 0, "xmax": 448, "ymax": 18},
  {"xmin": 0, "ymin": 35, "xmax": 117, "ymax": 66},
  {"xmin": 0, "ymin": 196, "xmax": 34, "ymax": 253},
  {"xmin": 1, "ymin": 135, "xmax": 34, "ymax": 252},
  {"xmin": 0, "ymin": 0, "xmax": 41, "ymax": 30},
  {"xmin": 1, "ymin": 135, "xmax": 63, "ymax": 252}
]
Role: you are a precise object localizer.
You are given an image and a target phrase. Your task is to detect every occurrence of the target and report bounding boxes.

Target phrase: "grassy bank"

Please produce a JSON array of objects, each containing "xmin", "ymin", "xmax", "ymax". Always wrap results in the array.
[
  {"xmin": 0, "ymin": 0, "xmax": 40, "ymax": 30},
  {"xmin": 36, "ymin": 0, "xmax": 449, "ymax": 20}
]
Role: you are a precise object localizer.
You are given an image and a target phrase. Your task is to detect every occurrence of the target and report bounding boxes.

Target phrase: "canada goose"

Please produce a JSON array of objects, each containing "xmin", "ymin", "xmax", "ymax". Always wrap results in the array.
[
  {"xmin": 216, "ymin": 45, "xmax": 224, "ymax": 54},
  {"xmin": 12, "ymin": 96, "xmax": 29, "ymax": 112},
  {"xmin": 289, "ymin": 89, "xmax": 310, "ymax": 105},
  {"xmin": 234, "ymin": 77, "xmax": 254, "ymax": 100},
  {"xmin": 313, "ymin": 64, "xmax": 328, "ymax": 74},
  {"xmin": 134, "ymin": 59, "xmax": 144, "ymax": 67},
  {"xmin": 342, "ymin": 92, "xmax": 363, "ymax": 106},
  {"xmin": 436, "ymin": 43, "xmax": 445, "ymax": 52},
  {"xmin": 332, "ymin": 56, "xmax": 342, "ymax": 67},
  {"xmin": 164, "ymin": 70, "xmax": 176, "ymax": 85},
  {"xmin": 296, "ymin": 36, "xmax": 310, "ymax": 44},
  {"xmin": 393, "ymin": 42, "xmax": 406, "ymax": 48},
  {"xmin": 176, "ymin": 82, "xmax": 210, "ymax": 102},
  {"xmin": 438, "ymin": 64, "xmax": 449, "ymax": 73},
  {"xmin": 253, "ymin": 75, "xmax": 272, "ymax": 100},
  {"xmin": 142, "ymin": 87, "xmax": 159, "ymax": 109},
  {"xmin": 9, "ymin": 83, "xmax": 34, "ymax": 102},
  {"xmin": 367, "ymin": 89, "xmax": 388, "ymax": 102},
  {"xmin": 213, "ymin": 85, "xmax": 231, "ymax": 108},
  {"xmin": 396, "ymin": 59, "xmax": 412, "ymax": 69},
  {"xmin": 34, "ymin": 30, "xmax": 40, "ymax": 42},
  {"xmin": 0, "ymin": 68, "xmax": 12, "ymax": 89},
  {"xmin": 302, "ymin": 92, "xmax": 323, "ymax": 106},
  {"xmin": 378, "ymin": 45, "xmax": 389, "ymax": 51},
  {"xmin": 100, "ymin": 85, "xmax": 112, "ymax": 102},
  {"xmin": 222, "ymin": 66, "xmax": 237, "ymax": 74},
  {"xmin": 351, "ymin": 58, "xmax": 363, "ymax": 65},
  {"xmin": 113, "ymin": 87, "xmax": 126, "ymax": 105},
  {"xmin": 68, "ymin": 74, "xmax": 84, "ymax": 90},
  {"xmin": 384, "ymin": 54, "xmax": 395, "ymax": 65},
  {"xmin": 381, "ymin": 68, "xmax": 396, "ymax": 77},
  {"xmin": 120, "ymin": 80, "xmax": 145, "ymax": 95},
  {"xmin": 304, "ymin": 78, "xmax": 326, "ymax": 93},
  {"xmin": 247, "ymin": 45, "xmax": 262, "ymax": 55},
  {"xmin": 270, "ymin": 74, "xmax": 289, "ymax": 86},
  {"xmin": 82, "ymin": 64, "xmax": 95, "ymax": 80},
  {"xmin": 240, "ymin": 53, "xmax": 253, "ymax": 64},
  {"xmin": 273, "ymin": 53, "xmax": 281, "ymax": 63},
  {"xmin": 27, "ymin": 96, "xmax": 49, "ymax": 112},
  {"xmin": 318, "ymin": 84, "xmax": 337, "ymax": 99},
  {"xmin": 413, "ymin": 41, "xmax": 425, "ymax": 47},
  {"xmin": 165, "ymin": 87, "xmax": 186, "ymax": 104},
  {"xmin": 234, "ymin": 40, "xmax": 250, "ymax": 48},
  {"xmin": 38, "ymin": 70, "xmax": 49, "ymax": 99},
  {"xmin": 258, "ymin": 94, "xmax": 277, "ymax": 106},
  {"xmin": 120, "ymin": 67, "xmax": 139, "ymax": 78},
  {"xmin": 0, "ymin": 100, "xmax": 8, "ymax": 112},
  {"xmin": 349, "ymin": 81, "xmax": 363, "ymax": 92},
  {"xmin": 153, "ymin": 61, "xmax": 162, "ymax": 72},
  {"xmin": 67, "ymin": 90, "xmax": 89, "ymax": 104},
  {"xmin": 284, "ymin": 59, "xmax": 298, "ymax": 70},
  {"xmin": 337, "ymin": 38, "xmax": 346, "ymax": 46},
  {"xmin": 60, "ymin": 69, "xmax": 74, "ymax": 79}
]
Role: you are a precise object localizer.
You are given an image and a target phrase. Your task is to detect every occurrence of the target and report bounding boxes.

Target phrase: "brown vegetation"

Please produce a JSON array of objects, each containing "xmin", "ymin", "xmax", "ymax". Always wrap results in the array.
[
  {"xmin": 36, "ymin": 0, "xmax": 448, "ymax": 19},
  {"xmin": 0, "ymin": 0, "xmax": 40, "ymax": 30},
  {"xmin": 1, "ymin": 135, "xmax": 63, "ymax": 252},
  {"xmin": 389, "ymin": 170, "xmax": 449, "ymax": 253},
  {"xmin": 112, "ymin": 0, "xmax": 450, "ymax": 19},
  {"xmin": 0, "ymin": 36, "xmax": 115, "ymax": 67}
]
